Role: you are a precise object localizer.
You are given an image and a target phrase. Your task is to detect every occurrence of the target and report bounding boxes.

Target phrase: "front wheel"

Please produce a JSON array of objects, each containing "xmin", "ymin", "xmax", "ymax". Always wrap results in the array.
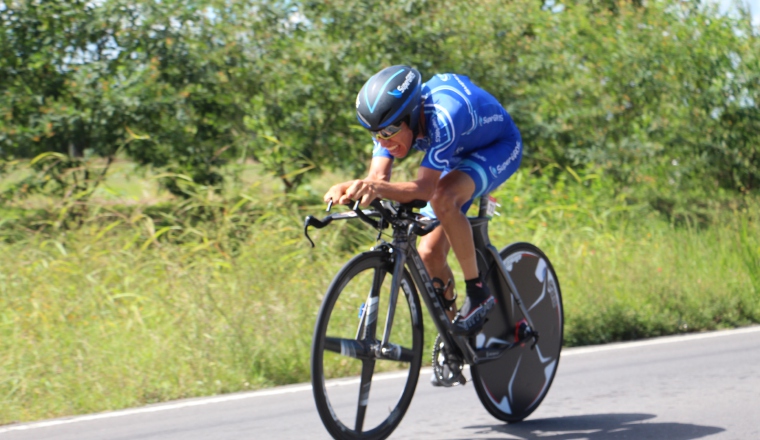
[
  {"xmin": 472, "ymin": 242, "xmax": 564, "ymax": 422},
  {"xmin": 311, "ymin": 251, "xmax": 424, "ymax": 440}
]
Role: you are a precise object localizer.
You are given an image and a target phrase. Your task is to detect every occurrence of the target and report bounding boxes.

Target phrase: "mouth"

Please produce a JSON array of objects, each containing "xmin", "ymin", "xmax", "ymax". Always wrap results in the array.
[{"xmin": 386, "ymin": 144, "xmax": 402, "ymax": 156}]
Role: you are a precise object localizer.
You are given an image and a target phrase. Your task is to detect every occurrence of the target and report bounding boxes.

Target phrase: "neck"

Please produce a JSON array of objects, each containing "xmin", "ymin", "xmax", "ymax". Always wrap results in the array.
[{"xmin": 416, "ymin": 109, "xmax": 426, "ymax": 139}]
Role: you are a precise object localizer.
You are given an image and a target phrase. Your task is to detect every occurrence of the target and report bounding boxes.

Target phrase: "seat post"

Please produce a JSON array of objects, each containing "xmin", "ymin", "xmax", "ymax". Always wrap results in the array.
[{"xmin": 477, "ymin": 194, "xmax": 492, "ymax": 218}]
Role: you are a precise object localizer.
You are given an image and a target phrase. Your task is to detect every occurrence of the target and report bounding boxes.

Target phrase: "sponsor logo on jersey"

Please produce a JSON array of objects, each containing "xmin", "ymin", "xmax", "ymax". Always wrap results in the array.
[
  {"xmin": 489, "ymin": 141, "xmax": 521, "ymax": 177},
  {"xmin": 434, "ymin": 114, "xmax": 446, "ymax": 143},
  {"xmin": 437, "ymin": 74, "xmax": 450, "ymax": 81},
  {"xmin": 453, "ymin": 74, "xmax": 471, "ymax": 95},
  {"xmin": 480, "ymin": 114, "xmax": 504, "ymax": 125},
  {"xmin": 472, "ymin": 152, "xmax": 487, "ymax": 162}
]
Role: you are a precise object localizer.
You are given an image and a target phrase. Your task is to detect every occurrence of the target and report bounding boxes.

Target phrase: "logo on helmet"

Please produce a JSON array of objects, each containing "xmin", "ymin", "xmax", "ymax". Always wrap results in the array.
[
  {"xmin": 396, "ymin": 71, "xmax": 416, "ymax": 94},
  {"xmin": 388, "ymin": 89, "xmax": 403, "ymax": 98}
]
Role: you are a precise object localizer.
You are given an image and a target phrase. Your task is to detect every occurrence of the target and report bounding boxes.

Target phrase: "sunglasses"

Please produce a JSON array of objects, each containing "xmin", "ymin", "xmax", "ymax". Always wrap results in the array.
[{"xmin": 371, "ymin": 122, "xmax": 404, "ymax": 140}]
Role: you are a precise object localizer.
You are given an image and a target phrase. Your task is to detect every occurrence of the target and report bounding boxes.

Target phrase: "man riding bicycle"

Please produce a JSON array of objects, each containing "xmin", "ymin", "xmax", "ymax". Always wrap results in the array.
[{"xmin": 324, "ymin": 65, "xmax": 522, "ymax": 344}]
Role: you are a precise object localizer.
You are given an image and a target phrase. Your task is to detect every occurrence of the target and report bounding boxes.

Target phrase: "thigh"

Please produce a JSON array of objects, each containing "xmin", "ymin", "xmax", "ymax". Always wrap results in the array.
[
  {"xmin": 420, "ymin": 137, "xmax": 522, "ymax": 219},
  {"xmin": 420, "ymin": 169, "xmax": 478, "ymax": 218},
  {"xmin": 454, "ymin": 137, "xmax": 523, "ymax": 199}
]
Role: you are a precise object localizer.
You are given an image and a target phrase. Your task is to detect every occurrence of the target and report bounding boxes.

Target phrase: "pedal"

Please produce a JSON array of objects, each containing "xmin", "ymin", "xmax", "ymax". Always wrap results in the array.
[{"xmin": 452, "ymin": 371, "xmax": 466, "ymax": 386}]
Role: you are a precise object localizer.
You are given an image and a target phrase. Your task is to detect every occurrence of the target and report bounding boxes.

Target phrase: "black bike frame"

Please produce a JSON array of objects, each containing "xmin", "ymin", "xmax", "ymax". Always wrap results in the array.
[{"xmin": 379, "ymin": 195, "xmax": 539, "ymax": 366}]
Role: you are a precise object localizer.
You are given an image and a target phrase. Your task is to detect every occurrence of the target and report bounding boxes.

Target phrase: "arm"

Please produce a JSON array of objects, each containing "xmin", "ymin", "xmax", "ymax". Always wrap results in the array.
[
  {"xmin": 367, "ymin": 156, "xmax": 393, "ymax": 182},
  {"xmin": 323, "ymin": 156, "xmax": 393, "ymax": 204},
  {"xmin": 326, "ymin": 165, "xmax": 441, "ymax": 207}
]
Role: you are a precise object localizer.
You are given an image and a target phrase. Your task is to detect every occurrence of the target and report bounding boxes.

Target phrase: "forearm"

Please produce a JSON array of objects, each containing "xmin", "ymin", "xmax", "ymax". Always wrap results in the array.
[
  {"xmin": 366, "ymin": 156, "xmax": 392, "ymax": 182},
  {"xmin": 326, "ymin": 161, "xmax": 440, "ymax": 207},
  {"xmin": 362, "ymin": 179, "xmax": 434, "ymax": 203}
]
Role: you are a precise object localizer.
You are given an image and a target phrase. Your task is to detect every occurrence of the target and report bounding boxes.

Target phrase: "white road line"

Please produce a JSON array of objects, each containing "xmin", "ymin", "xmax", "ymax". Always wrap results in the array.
[
  {"xmin": 0, "ymin": 368, "xmax": 432, "ymax": 434},
  {"xmin": 561, "ymin": 325, "xmax": 760, "ymax": 356},
  {"xmin": 1, "ymin": 325, "xmax": 758, "ymax": 434}
]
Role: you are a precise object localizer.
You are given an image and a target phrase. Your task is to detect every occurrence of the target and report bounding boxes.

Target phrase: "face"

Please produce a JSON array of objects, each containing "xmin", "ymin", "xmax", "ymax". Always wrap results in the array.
[{"xmin": 375, "ymin": 122, "xmax": 413, "ymax": 158}]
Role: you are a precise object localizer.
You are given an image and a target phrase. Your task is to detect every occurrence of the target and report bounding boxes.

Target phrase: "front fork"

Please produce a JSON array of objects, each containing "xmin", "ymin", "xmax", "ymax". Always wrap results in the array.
[{"xmin": 378, "ymin": 242, "xmax": 406, "ymax": 357}]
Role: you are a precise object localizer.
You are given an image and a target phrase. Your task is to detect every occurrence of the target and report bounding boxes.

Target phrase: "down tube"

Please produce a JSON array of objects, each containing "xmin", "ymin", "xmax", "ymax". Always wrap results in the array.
[{"xmin": 404, "ymin": 246, "xmax": 458, "ymax": 348}]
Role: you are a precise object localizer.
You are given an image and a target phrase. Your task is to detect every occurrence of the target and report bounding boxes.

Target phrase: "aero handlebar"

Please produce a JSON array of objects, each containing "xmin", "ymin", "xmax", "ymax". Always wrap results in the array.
[{"xmin": 303, "ymin": 199, "xmax": 438, "ymax": 247}]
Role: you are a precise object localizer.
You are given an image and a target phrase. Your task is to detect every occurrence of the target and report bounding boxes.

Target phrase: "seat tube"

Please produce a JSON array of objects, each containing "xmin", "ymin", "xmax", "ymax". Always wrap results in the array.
[{"xmin": 470, "ymin": 201, "xmax": 492, "ymax": 255}]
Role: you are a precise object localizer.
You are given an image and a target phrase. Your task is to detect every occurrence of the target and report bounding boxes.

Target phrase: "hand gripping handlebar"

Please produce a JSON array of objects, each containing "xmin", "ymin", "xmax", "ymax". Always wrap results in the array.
[{"xmin": 303, "ymin": 198, "xmax": 438, "ymax": 247}]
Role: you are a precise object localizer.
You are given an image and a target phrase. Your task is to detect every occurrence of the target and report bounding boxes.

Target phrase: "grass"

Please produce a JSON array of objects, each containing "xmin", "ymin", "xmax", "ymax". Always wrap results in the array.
[{"xmin": 0, "ymin": 160, "xmax": 759, "ymax": 425}]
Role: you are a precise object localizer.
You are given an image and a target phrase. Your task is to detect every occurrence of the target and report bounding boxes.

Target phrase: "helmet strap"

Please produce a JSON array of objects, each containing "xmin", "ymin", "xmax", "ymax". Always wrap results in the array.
[{"xmin": 412, "ymin": 105, "xmax": 425, "ymax": 139}]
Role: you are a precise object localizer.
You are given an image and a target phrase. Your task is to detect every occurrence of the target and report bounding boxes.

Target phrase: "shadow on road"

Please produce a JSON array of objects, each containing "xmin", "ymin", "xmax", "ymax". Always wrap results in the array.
[{"xmin": 463, "ymin": 413, "xmax": 725, "ymax": 439}]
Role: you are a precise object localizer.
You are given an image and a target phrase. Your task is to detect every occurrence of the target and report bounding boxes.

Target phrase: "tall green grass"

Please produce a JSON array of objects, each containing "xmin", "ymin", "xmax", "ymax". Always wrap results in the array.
[
  {"xmin": 1, "ymin": 164, "xmax": 759, "ymax": 425},
  {"xmin": 491, "ymin": 166, "xmax": 760, "ymax": 345}
]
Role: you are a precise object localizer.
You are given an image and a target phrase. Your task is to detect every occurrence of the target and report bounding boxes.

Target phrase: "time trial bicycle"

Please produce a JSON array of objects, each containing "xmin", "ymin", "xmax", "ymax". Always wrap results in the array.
[{"xmin": 303, "ymin": 195, "xmax": 563, "ymax": 440}]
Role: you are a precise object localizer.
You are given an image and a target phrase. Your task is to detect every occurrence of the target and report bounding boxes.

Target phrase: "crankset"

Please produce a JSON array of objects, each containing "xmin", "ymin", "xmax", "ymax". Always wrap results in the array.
[{"xmin": 432, "ymin": 334, "xmax": 466, "ymax": 387}]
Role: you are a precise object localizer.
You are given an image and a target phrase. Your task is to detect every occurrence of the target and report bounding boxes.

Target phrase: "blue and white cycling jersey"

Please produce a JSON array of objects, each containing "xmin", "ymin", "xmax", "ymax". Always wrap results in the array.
[{"xmin": 373, "ymin": 73, "xmax": 522, "ymax": 207}]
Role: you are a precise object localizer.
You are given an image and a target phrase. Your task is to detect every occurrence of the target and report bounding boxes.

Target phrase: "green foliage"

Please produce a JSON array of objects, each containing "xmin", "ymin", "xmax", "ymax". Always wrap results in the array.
[
  {"xmin": 0, "ymin": 0, "xmax": 261, "ymax": 193},
  {"xmin": 3, "ymin": 0, "xmax": 758, "ymax": 198}
]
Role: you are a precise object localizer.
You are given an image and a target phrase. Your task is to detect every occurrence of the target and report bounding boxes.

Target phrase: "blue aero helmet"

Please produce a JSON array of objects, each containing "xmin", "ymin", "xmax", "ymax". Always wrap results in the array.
[{"xmin": 356, "ymin": 65, "xmax": 422, "ymax": 134}]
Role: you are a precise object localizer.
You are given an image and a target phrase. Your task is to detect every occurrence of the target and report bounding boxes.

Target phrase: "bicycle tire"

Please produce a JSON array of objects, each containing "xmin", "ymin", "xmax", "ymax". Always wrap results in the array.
[
  {"xmin": 311, "ymin": 251, "xmax": 424, "ymax": 440},
  {"xmin": 471, "ymin": 242, "xmax": 564, "ymax": 423}
]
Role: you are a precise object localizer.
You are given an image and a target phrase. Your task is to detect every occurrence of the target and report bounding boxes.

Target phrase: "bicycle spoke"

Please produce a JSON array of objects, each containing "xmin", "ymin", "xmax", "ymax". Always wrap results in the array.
[
  {"xmin": 377, "ymin": 343, "xmax": 416, "ymax": 363},
  {"xmin": 354, "ymin": 359, "xmax": 376, "ymax": 432},
  {"xmin": 324, "ymin": 337, "xmax": 373, "ymax": 360},
  {"xmin": 396, "ymin": 345, "xmax": 416, "ymax": 363}
]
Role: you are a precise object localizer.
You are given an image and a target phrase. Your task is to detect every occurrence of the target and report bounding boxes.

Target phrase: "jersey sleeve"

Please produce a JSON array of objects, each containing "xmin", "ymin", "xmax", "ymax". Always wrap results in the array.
[
  {"xmin": 420, "ymin": 95, "xmax": 467, "ymax": 171},
  {"xmin": 371, "ymin": 138, "xmax": 394, "ymax": 160}
]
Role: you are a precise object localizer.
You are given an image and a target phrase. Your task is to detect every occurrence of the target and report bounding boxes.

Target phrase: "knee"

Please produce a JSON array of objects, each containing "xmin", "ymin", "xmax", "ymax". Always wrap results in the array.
[
  {"xmin": 429, "ymin": 186, "xmax": 463, "ymax": 219},
  {"xmin": 418, "ymin": 241, "xmax": 447, "ymax": 269}
]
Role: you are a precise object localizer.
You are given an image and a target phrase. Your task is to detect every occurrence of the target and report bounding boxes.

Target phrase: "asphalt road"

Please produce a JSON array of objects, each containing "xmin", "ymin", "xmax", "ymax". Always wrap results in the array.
[{"xmin": 2, "ymin": 326, "xmax": 759, "ymax": 439}]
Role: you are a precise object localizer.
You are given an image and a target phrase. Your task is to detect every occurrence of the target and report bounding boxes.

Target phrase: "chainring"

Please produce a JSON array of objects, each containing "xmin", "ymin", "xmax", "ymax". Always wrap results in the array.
[{"xmin": 432, "ymin": 334, "xmax": 465, "ymax": 387}]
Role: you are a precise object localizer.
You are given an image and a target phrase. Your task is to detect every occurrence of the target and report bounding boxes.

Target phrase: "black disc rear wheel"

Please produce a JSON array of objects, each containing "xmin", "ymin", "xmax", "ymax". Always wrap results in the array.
[
  {"xmin": 311, "ymin": 251, "xmax": 424, "ymax": 440},
  {"xmin": 472, "ymin": 242, "xmax": 564, "ymax": 422}
]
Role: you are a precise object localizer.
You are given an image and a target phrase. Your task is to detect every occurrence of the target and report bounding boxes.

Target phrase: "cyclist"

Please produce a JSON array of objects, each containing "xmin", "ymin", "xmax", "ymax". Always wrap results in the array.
[{"xmin": 324, "ymin": 65, "xmax": 522, "ymax": 340}]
